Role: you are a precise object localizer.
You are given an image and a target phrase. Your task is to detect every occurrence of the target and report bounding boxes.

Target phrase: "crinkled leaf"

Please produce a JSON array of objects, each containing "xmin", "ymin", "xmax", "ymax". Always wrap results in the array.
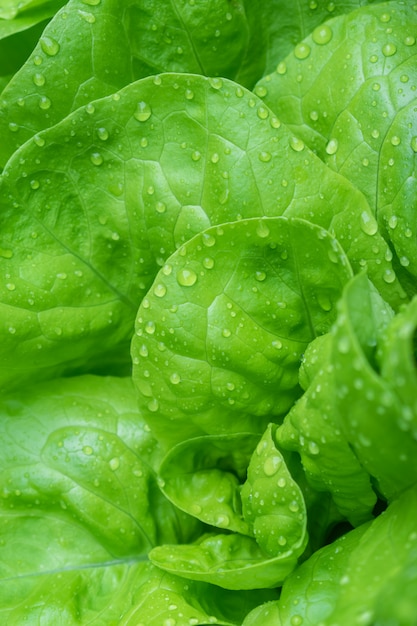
[
  {"xmin": 132, "ymin": 216, "xmax": 353, "ymax": 448},
  {"xmin": 256, "ymin": 2, "xmax": 417, "ymax": 296},
  {"xmin": 0, "ymin": 376, "xmax": 200, "ymax": 557},
  {"xmin": 241, "ymin": 424, "xmax": 307, "ymax": 558},
  {"xmin": 278, "ymin": 326, "xmax": 378, "ymax": 526},
  {"xmin": 150, "ymin": 531, "xmax": 301, "ymax": 591},
  {"xmin": 332, "ymin": 275, "xmax": 417, "ymax": 500},
  {"xmin": 2, "ymin": 72, "xmax": 402, "ymax": 392},
  {"xmin": 159, "ymin": 433, "xmax": 260, "ymax": 535}
]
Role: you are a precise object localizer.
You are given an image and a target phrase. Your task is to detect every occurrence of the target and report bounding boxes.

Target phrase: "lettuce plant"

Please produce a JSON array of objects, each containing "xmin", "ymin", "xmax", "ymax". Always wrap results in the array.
[{"xmin": 1, "ymin": 1, "xmax": 417, "ymax": 624}]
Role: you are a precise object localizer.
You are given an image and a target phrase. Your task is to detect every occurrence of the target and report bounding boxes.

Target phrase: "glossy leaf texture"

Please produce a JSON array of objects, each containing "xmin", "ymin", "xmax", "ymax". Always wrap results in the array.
[
  {"xmin": 255, "ymin": 2, "xmax": 417, "ymax": 296},
  {"xmin": 131, "ymin": 216, "xmax": 353, "ymax": 448},
  {"xmin": 244, "ymin": 485, "xmax": 417, "ymax": 625},
  {"xmin": 158, "ymin": 433, "xmax": 260, "ymax": 535},
  {"xmin": 1, "ymin": 72, "xmax": 404, "ymax": 392}
]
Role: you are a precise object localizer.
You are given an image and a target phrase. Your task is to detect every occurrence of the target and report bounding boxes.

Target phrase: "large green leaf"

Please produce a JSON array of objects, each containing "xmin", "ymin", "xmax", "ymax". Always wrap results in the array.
[
  {"xmin": 255, "ymin": 2, "xmax": 417, "ymax": 295},
  {"xmin": 131, "ymin": 216, "xmax": 353, "ymax": 448},
  {"xmin": 1, "ymin": 72, "xmax": 403, "ymax": 392}
]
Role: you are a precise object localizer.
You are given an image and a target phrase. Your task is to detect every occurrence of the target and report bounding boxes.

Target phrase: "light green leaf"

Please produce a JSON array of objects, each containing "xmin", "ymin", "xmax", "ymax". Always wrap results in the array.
[
  {"xmin": 132, "ymin": 216, "xmax": 353, "ymax": 448},
  {"xmin": 332, "ymin": 275, "xmax": 417, "ymax": 500},
  {"xmin": 159, "ymin": 433, "xmax": 260, "ymax": 535},
  {"xmin": 277, "ymin": 326, "xmax": 378, "ymax": 526},
  {"xmin": 150, "ymin": 532, "xmax": 301, "ymax": 591},
  {"xmin": 241, "ymin": 424, "xmax": 307, "ymax": 558},
  {"xmin": 255, "ymin": 2, "xmax": 417, "ymax": 296},
  {"xmin": 2, "ymin": 72, "xmax": 402, "ymax": 391}
]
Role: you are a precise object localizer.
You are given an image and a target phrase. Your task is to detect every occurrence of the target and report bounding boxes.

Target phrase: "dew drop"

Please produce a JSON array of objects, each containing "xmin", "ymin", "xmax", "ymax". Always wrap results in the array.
[
  {"xmin": 39, "ymin": 96, "xmax": 51, "ymax": 110},
  {"xmin": 83, "ymin": 445, "xmax": 93, "ymax": 455},
  {"xmin": 6, "ymin": 283, "xmax": 16, "ymax": 291},
  {"xmin": 170, "ymin": 372, "xmax": 181, "ymax": 385},
  {"xmin": 263, "ymin": 455, "xmax": 282, "ymax": 476},
  {"xmin": 290, "ymin": 616, "xmax": 303, "ymax": 626},
  {"xmin": 33, "ymin": 134, "xmax": 45, "ymax": 147},
  {"xmin": 272, "ymin": 339, "xmax": 283, "ymax": 350},
  {"xmin": 325, "ymin": 138, "xmax": 338, "ymax": 155},
  {"xmin": 270, "ymin": 116, "xmax": 281, "ymax": 129},
  {"xmin": 405, "ymin": 35, "xmax": 416, "ymax": 46},
  {"xmin": 30, "ymin": 180, "xmax": 40, "ymax": 190},
  {"xmin": 154, "ymin": 283, "xmax": 167, "ymax": 298},
  {"xmin": 109, "ymin": 457, "xmax": 120, "ymax": 471},
  {"xmin": 308, "ymin": 441, "xmax": 320, "ymax": 455},
  {"xmin": 390, "ymin": 135, "xmax": 401, "ymax": 146},
  {"xmin": 383, "ymin": 269, "xmax": 396, "ymax": 284},
  {"xmin": 257, "ymin": 106, "xmax": 269, "ymax": 120},
  {"xmin": 371, "ymin": 129, "xmax": 380, "ymax": 139},
  {"xmin": 211, "ymin": 152, "xmax": 219, "ymax": 164},
  {"xmin": 40, "ymin": 36, "xmax": 60, "ymax": 56},
  {"xmin": 259, "ymin": 150, "xmax": 272, "ymax": 162},
  {"xmin": 222, "ymin": 328, "xmax": 231, "ymax": 338},
  {"xmin": 309, "ymin": 110, "xmax": 319, "ymax": 121},
  {"xmin": 337, "ymin": 336, "xmax": 350, "ymax": 354},
  {"xmin": 134, "ymin": 101, "xmax": 152, "ymax": 122},
  {"xmin": 145, "ymin": 321, "xmax": 156, "ymax": 334},
  {"xmin": 294, "ymin": 43, "xmax": 311, "ymax": 59},
  {"xmin": 97, "ymin": 127, "xmax": 109, "ymax": 141},
  {"xmin": 254, "ymin": 85, "xmax": 268, "ymax": 98},
  {"xmin": 86, "ymin": 102, "xmax": 95, "ymax": 114},
  {"xmin": 290, "ymin": 136, "xmax": 305, "ymax": 152},
  {"xmin": 209, "ymin": 77, "xmax": 223, "ymax": 90},
  {"xmin": 185, "ymin": 88, "xmax": 194, "ymax": 100},
  {"xmin": 203, "ymin": 256, "xmax": 214, "ymax": 269},
  {"xmin": 202, "ymin": 233, "xmax": 216, "ymax": 247},
  {"xmin": 177, "ymin": 268, "xmax": 197, "ymax": 286},
  {"xmin": 255, "ymin": 270, "xmax": 266, "ymax": 281},
  {"xmin": 0, "ymin": 248, "xmax": 13, "ymax": 259},
  {"xmin": 360, "ymin": 211, "xmax": 378, "ymax": 235},
  {"xmin": 256, "ymin": 220, "xmax": 270, "ymax": 238},
  {"xmin": 147, "ymin": 398, "xmax": 159, "ymax": 412},
  {"xmin": 276, "ymin": 61, "xmax": 287, "ymax": 74},
  {"xmin": 312, "ymin": 24, "xmax": 333, "ymax": 45},
  {"xmin": 139, "ymin": 344, "xmax": 149, "ymax": 357},
  {"xmin": 33, "ymin": 72, "xmax": 46, "ymax": 87},
  {"xmin": 382, "ymin": 43, "xmax": 397, "ymax": 57},
  {"xmin": 78, "ymin": 9, "xmax": 96, "ymax": 23},
  {"xmin": 155, "ymin": 201, "xmax": 166, "ymax": 214},
  {"xmin": 411, "ymin": 136, "xmax": 417, "ymax": 152},
  {"xmin": 90, "ymin": 152, "xmax": 103, "ymax": 166}
]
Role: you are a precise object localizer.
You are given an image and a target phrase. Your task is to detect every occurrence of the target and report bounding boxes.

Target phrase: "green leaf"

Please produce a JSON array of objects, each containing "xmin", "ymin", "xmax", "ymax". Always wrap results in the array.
[
  {"xmin": 159, "ymin": 433, "xmax": 260, "ymax": 535},
  {"xmin": 150, "ymin": 531, "xmax": 301, "ymax": 591},
  {"xmin": 255, "ymin": 2, "xmax": 417, "ymax": 296},
  {"xmin": 332, "ymin": 276, "xmax": 417, "ymax": 500},
  {"xmin": 241, "ymin": 424, "xmax": 307, "ymax": 558},
  {"xmin": 2, "ymin": 72, "xmax": 402, "ymax": 391},
  {"xmin": 132, "ymin": 216, "xmax": 353, "ymax": 448},
  {"xmin": 277, "ymin": 326, "xmax": 378, "ymax": 526}
]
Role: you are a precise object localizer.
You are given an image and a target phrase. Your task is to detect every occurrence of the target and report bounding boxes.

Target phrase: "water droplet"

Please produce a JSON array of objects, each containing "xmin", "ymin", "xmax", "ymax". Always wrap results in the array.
[
  {"xmin": 210, "ymin": 152, "xmax": 219, "ymax": 164},
  {"xmin": 30, "ymin": 180, "xmax": 40, "ymax": 190},
  {"xmin": 289, "ymin": 500, "xmax": 300, "ymax": 513},
  {"xmin": 254, "ymin": 85, "xmax": 268, "ymax": 98},
  {"xmin": 383, "ymin": 269, "xmax": 396, "ymax": 283},
  {"xmin": 259, "ymin": 150, "xmax": 272, "ymax": 162},
  {"xmin": 177, "ymin": 268, "xmax": 197, "ymax": 286},
  {"xmin": 372, "ymin": 82, "xmax": 381, "ymax": 92},
  {"xmin": 109, "ymin": 457, "xmax": 120, "ymax": 471},
  {"xmin": 139, "ymin": 344, "xmax": 149, "ymax": 357},
  {"xmin": 97, "ymin": 127, "xmax": 109, "ymax": 141},
  {"xmin": 405, "ymin": 35, "xmax": 416, "ymax": 46},
  {"xmin": 153, "ymin": 283, "xmax": 167, "ymax": 297},
  {"xmin": 185, "ymin": 88, "xmax": 194, "ymax": 100},
  {"xmin": 257, "ymin": 106, "xmax": 269, "ymax": 120},
  {"xmin": 390, "ymin": 135, "xmax": 401, "ymax": 146},
  {"xmin": 276, "ymin": 61, "xmax": 287, "ymax": 74},
  {"xmin": 33, "ymin": 72, "xmax": 46, "ymax": 86},
  {"xmin": 255, "ymin": 270, "xmax": 266, "ymax": 281},
  {"xmin": 411, "ymin": 136, "xmax": 417, "ymax": 152},
  {"xmin": 145, "ymin": 321, "xmax": 155, "ymax": 334},
  {"xmin": 294, "ymin": 43, "xmax": 311, "ymax": 59},
  {"xmin": 337, "ymin": 336, "xmax": 350, "ymax": 354},
  {"xmin": 82, "ymin": 0, "xmax": 101, "ymax": 5},
  {"xmin": 209, "ymin": 77, "xmax": 223, "ymax": 90},
  {"xmin": 40, "ymin": 36, "xmax": 60, "ymax": 56},
  {"xmin": 382, "ymin": 43, "xmax": 397, "ymax": 57},
  {"xmin": 290, "ymin": 136, "xmax": 305, "ymax": 152},
  {"xmin": 134, "ymin": 101, "xmax": 152, "ymax": 122},
  {"xmin": 78, "ymin": 9, "xmax": 96, "ymax": 23},
  {"xmin": 272, "ymin": 339, "xmax": 282, "ymax": 349},
  {"xmin": 312, "ymin": 24, "xmax": 333, "ymax": 45},
  {"xmin": 33, "ymin": 134, "xmax": 45, "ymax": 147},
  {"xmin": 290, "ymin": 616, "xmax": 303, "ymax": 626},
  {"xmin": 371, "ymin": 129, "xmax": 380, "ymax": 139},
  {"xmin": 263, "ymin": 455, "xmax": 282, "ymax": 476},
  {"xmin": 0, "ymin": 248, "xmax": 13, "ymax": 259},
  {"xmin": 277, "ymin": 477, "xmax": 286, "ymax": 488},
  {"xmin": 308, "ymin": 441, "xmax": 320, "ymax": 455},
  {"xmin": 278, "ymin": 535, "xmax": 287, "ymax": 546},
  {"xmin": 6, "ymin": 283, "xmax": 16, "ymax": 291},
  {"xmin": 202, "ymin": 233, "xmax": 216, "ymax": 247},
  {"xmin": 370, "ymin": 54, "xmax": 378, "ymax": 63},
  {"xmin": 170, "ymin": 372, "xmax": 181, "ymax": 385},
  {"xmin": 270, "ymin": 116, "xmax": 281, "ymax": 129},
  {"xmin": 400, "ymin": 256, "xmax": 410, "ymax": 267},
  {"xmin": 325, "ymin": 138, "xmax": 338, "ymax": 155},
  {"xmin": 222, "ymin": 328, "xmax": 231, "ymax": 338},
  {"xmin": 87, "ymin": 152, "xmax": 103, "ymax": 167},
  {"xmin": 256, "ymin": 220, "xmax": 270, "ymax": 238},
  {"xmin": 147, "ymin": 398, "xmax": 159, "ymax": 412},
  {"xmin": 85, "ymin": 102, "xmax": 95, "ymax": 115},
  {"xmin": 203, "ymin": 257, "xmax": 214, "ymax": 269},
  {"xmin": 83, "ymin": 445, "xmax": 93, "ymax": 455},
  {"xmin": 39, "ymin": 96, "xmax": 51, "ymax": 110},
  {"xmin": 360, "ymin": 211, "xmax": 378, "ymax": 235}
]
